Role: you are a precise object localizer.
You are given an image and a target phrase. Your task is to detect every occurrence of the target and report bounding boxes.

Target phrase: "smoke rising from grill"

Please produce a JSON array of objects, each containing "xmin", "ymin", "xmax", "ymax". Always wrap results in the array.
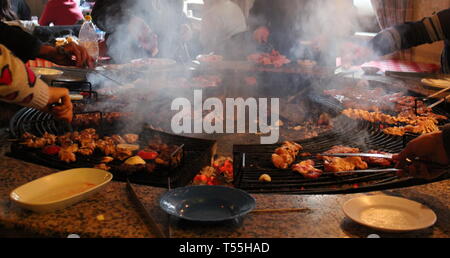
[{"xmin": 85, "ymin": 0, "xmax": 397, "ymax": 149}]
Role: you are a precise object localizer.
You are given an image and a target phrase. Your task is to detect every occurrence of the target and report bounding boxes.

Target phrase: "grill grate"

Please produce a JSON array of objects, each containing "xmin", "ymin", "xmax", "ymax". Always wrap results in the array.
[
  {"xmin": 233, "ymin": 117, "xmax": 449, "ymax": 194},
  {"xmin": 8, "ymin": 109, "xmax": 216, "ymax": 188}
]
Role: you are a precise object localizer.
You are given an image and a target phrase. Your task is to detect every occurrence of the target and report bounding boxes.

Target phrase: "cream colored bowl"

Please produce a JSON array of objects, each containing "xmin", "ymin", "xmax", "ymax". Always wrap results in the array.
[
  {"xmin": 10, "ymin": 168, "xmax": 112, "ymax": 213},
  {"xmin": 343, "ymin": 195, "xmax": 437, "ymax": 232}
]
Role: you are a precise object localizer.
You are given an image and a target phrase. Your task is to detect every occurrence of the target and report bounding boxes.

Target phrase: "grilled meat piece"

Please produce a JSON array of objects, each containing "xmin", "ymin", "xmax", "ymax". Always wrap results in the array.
[
  {"xmin": 112, "ymin": 135, "xmax": 126, "ymax": 144},
  {"xmin": 272, "ymin": 141, "xmax": 303, "ymax": 169},
  {"xmin": 114, "ymin": 147, "xmax": 133, "ymax": 161},
  {"xmin": 78, "ymin": 148, "xmax": 94, "ymax": 156},
  {"xmin": 58, "ymin": 144, "xmax": 78, "ymax": 163},
  {"xmin": 319, "ymin": 146, "xmax": 360, "ymax": 157},
  {"xmin": 101, "ymin": 156, "xmax": 114, "ymax": 163},
  {"xmin": 95, "ymin": 163, "xmax": 111, "ymax": 171},
  {"xmin": 292, "ymin": 160, "xmax": 323, "ymax": 179},
  {"xmin": 362, "ymin": 150, "xmax": 393, "ymax": 167},
  {"xmin": 123, "ymin": 134, "xmax": 139, "ymax": 144},
  {"xmin": 324, "ymin": 157, "xmax": 368, "ymax": 173}
]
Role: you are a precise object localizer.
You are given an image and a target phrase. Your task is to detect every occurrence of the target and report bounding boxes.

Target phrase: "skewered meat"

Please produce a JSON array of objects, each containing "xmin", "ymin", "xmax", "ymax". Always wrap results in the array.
[
  {"xmin": 272, "ymin": 141, "xmax": 303, "ymax": 169},
  {"xmin": 292, "ymin": 160, "xmax": 323, "ymax": 179},
  {"xmin": 22, "ymin": 137, "xmax": 47, "ymax": 148},
  {"xmin": 383, "ymin": 118, "xmax": 440, "ymax": 136},
  {"xmin": 42, "ymin": 132, "xmax": 57, "ymax": 145},
  {"xmin": 247, "ymin": 50, "xmax": 291, "ymax": 68}
]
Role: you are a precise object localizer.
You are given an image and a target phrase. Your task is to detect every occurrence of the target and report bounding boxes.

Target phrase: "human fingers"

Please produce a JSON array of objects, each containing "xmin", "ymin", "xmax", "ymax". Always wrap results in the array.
[{"xmin": 65, "ymin": 43, "xmax": 83, "ymax": 66}]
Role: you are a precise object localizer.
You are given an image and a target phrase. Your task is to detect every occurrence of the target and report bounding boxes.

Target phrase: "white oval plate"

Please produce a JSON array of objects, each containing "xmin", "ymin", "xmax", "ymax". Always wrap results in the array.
[
  {"xmin": 10, "ymin": 168, "xmax": 113, "ymax": 213},
  {"xmin": 343, "ymin": 195, "xmax": 437, "ymax": 232},
  {"xmin": 30, "ymin": 67, "xmax": 64, "ymax": 76},
  {"xmin": 421, "ymin": 78, "xmax": 450, "ymax": 89}
]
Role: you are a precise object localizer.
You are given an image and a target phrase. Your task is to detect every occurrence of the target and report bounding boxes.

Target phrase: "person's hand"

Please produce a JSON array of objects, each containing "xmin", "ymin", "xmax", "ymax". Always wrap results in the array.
[
  {"xmin": 253, "ymin": 26, "xmax": 270, "ymax": 44},
  {"xmin": 43, "ymin": 87, "xmax": 73, "ymax": 123},
  {"xmin": 39, "ymin": 43, "xmax": 95, "ymax": 68},
  {"xmin": 128, "ymin": 16, "xmax": 159, "ymax": 56},
  {"xmin": 340, "ymin": 42, "xmax": 375, "ymax": 67},
  {"xmin": 393, "ymin": 132, "xmax": 450, "ymax": 180}
]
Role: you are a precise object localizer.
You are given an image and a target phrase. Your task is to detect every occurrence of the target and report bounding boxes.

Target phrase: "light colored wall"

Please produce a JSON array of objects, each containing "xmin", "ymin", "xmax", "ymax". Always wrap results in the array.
[{"xmin": 411, "ymin": 0, "xmax": 450, "ymax": 64}]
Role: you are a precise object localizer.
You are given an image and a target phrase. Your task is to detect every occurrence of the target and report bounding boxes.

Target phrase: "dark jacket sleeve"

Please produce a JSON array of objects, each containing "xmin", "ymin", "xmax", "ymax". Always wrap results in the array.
[
  {"xmin": 369, "ymin": 8, "xmax": 450, "ymax": 56},
  {"xmin": 0, "ymin": 22, "xmax": 41, "ymax": 62}
]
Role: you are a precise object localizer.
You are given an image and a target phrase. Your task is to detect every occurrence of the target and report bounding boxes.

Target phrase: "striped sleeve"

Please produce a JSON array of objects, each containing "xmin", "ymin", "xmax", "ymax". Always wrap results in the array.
[
  {"xmin": 0, "ymin": 44, "xmax": 49, "ymax": 109},
  {"xmin": 368, "ymin": 8, "xmax": 450, "ymax": 56}
]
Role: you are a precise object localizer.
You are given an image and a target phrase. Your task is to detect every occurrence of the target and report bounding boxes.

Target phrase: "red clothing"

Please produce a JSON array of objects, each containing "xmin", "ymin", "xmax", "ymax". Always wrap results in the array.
[{"xmin": 39, "ymin": 0, "xmax": 84, "ymax": 26}]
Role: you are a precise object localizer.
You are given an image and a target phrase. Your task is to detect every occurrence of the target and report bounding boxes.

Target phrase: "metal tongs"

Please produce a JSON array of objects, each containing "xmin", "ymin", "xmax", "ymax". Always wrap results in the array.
[{"xmin": 322, "ymin": 153, "xmax": 450, "ymax": 173}]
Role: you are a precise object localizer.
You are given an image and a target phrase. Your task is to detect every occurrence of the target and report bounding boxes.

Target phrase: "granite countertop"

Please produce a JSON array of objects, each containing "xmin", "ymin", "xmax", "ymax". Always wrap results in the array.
[{"xmin": 0, "ymin": 135, "xmax": 448, "ymax": 239}]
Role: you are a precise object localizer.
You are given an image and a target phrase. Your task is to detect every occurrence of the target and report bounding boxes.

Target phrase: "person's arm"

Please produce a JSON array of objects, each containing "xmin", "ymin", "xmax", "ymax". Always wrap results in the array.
[
  {"xmin": 0, "ymin": 44, "xmax": 48, "ymax": 110},
  {"xmin": 368, "ymin": 8, "xmax": 450, "ymax": 56},
  {"xmin": 0, "ymin": 44, "xmax": 73, "ymax": 122},
  {"xmin": 394, "ymin": 129, "xmax": 449, "ymax": 180},
  {"xmin": 0, "ymin": 22, "xmax": 42, "ymax": 63}
]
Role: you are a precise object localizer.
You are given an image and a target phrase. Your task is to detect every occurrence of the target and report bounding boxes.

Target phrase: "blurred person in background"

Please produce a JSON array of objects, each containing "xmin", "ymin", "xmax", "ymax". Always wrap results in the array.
[
  {"xmin": 0, "ymin": 44, "xmax": 73, "ymax": 122},
  {"xmin": 92, "ymin": 0, "xmax": 190, "ymax": 63},
  {"xmin": 198, "ymin": 0, "xmax": 247, "ymax": 59},
  {"xmin": 248, "ymin": 0, "xmax": 357, "ymax": 61},
  {"xmin": 343, "ymin": 8, "xmax": 450, "ymax": 73},
  {"xmin": 10, "ymin": 0, "xmax": 30, "ymax": 20},
  {"xmin": 39, "ymin": 0, "xmax": 84, "ymax": 26},
  {"xmin": 0, "ymin": 0, "xmax": 17, "ymax": 21}
]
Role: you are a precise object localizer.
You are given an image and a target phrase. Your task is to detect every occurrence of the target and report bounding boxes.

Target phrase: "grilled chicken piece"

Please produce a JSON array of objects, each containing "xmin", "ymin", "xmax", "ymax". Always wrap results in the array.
[
  {"xmin": 95, "ymin": 163, "xmax": 111, "ymax": 171},
  {"xmin": 101, "ymin": 156, "xmax": 114, "ymax": 163},
  {"xmin": 114, "ymin": 147, "xmax": 133, "ymax": 161},
  {"xmin": 292, "ymin": 160, "xmax": 323, "ymax": 179},
  {"xmin": 363, "ymin": 150, "xmax": 393, "ymax": 167},
  {"xmin": 42, "ymin": 132, "xmax": 57, "ymax": 145},
  {"xmin": 320, "ymin": 145, "xmax": 360, "ymax": 156},
  {"xmin": 272, "ymin": 141, "xmax": 303, "ymax": 169},
  {"xmin": 112, "ymin": 135, "xmax": 126, "ymax": 144},
  {"xmin": 22, "ymin": 137, "xmax": 47, "ymax": 148},
  {"xmin": 324, "ymin": 157, "xmax": 368, "ymax": 173},
  {"xmin": 58, "ymin": 144, "xmax": 78, "ymax": 163},
  {"xmin": 123, "ymin": 134, "xmax": 139, "ymax": 144},
  {"xmin": 22, "ymin": 132, "xmax": 35, "ymax": 140},
  {"xmin": 78, "ymin": 148, "xmax": 94, "ymax": 156}
]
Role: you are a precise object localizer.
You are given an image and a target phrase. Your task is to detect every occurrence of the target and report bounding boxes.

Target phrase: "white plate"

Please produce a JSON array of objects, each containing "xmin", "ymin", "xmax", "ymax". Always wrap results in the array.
[
  {"xmin": 343, "ymin": 195, "xmax": 437, "ymax": 232},
  {"xmin": 10, "ymin": 168, "xmax": 113, "ymax": 213},
  {"xmin": 30, "ymin": 67, "xmax": 64, "ymax": 76},
  {"xmin": 422, "ymin": 78, "xmax": 450, "ymax": 89}
]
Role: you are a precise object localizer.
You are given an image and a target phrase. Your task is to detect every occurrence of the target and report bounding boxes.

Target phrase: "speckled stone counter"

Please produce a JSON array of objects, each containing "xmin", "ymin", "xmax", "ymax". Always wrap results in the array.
[{"xmin": 0, "ymin": 133, "xmax": 448, "ymax": 238}]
